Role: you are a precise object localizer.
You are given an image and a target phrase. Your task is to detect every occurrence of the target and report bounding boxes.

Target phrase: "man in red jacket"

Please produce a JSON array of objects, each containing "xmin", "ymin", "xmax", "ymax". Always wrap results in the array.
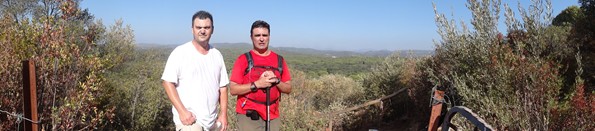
[{"xmin": 229, "ymin": 20, "xmax": 292, "ymax": 131}]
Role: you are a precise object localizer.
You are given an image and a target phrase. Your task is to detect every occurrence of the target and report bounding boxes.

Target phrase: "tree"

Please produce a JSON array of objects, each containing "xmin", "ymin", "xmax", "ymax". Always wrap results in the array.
[
  {"xmin": 552, "ymin": 6, "xmax": 584, "ymax": 26},
  {"xmin": 580, "ymin": 0, "xmax": 595, "ymax": 16},
  {"xmin": 430, "ymin": 0, "xmax": 577, "ymax": 129},
  {"xmin": 101, "ymin": 48, "xmax": 172, "ymax": 130},
  {"xmin": 549, "ymin": 1, "xmax": 595, "ymax": 129},
  {"xmin": 574, "ymin": 0, "xmax": 595, "ymax": 92},
  {"xmin": 0, "ymin": 0, "xmax": 37, "ymax": 24},
  {"xmin": 0, "ymin": 0, "xmax": 133, "ymax": 130}
]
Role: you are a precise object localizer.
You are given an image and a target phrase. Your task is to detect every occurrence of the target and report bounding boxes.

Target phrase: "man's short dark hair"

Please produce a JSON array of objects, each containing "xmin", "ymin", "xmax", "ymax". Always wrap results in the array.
[
  {"xmin": 192, "ymin": 10, "xmax": 213, "ymax": 27},
  {"xmin": 251, "ymin": 20, "xmax": 270, "ymax": 35}
]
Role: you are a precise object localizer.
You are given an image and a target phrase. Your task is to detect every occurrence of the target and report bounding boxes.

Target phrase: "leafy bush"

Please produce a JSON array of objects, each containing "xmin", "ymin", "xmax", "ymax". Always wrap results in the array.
[
  {"xmin": 355, "ymin": 53, "xmax": 432, "ymax": 130},
  {"xmin": 431, "ymin": 0, "xmax": 594, "ymax": 130},
  {"xmin": 101, "ymin": 48, "xmax": 172, "ymax": 130},
  {"xmin": 550, "ymin": 55, "xmax": 595, "ymax": 130},
  {"xmin": 552, "ymin": 6, "xmax": 584, "ymax": 26},
  {"xmin": 279, "ymin": 70, "xmax": 365, "ymax": 130},
  {"xmin": 0, "ymin": 0, "xmax": 133, "ymax": 130},
  {"xmin": 572, "ymin": 0, "xmax": 595, "ymax": 93}
]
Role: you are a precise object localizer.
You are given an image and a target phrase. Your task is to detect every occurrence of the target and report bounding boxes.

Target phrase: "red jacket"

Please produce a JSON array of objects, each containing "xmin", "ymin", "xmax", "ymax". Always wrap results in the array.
[{"xmin": 230, "ymin": 50, "xmax": 291, "ymax": 120}]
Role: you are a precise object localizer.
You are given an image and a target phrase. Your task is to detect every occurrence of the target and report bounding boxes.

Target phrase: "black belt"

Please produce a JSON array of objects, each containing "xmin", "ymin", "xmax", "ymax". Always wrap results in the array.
[{"xmin": 246, "ymin": 97, "xmax": 279, "ymax": 106}]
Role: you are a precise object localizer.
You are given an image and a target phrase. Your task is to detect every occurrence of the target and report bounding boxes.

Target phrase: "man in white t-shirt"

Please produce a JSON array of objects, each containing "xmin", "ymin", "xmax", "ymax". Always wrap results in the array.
[{"xmin": 162, "ymin": 10, "xmax": 229, "ymax": 131}]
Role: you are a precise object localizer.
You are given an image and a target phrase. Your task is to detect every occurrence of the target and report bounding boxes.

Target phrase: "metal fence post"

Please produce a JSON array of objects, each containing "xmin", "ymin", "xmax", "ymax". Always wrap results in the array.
[{"xmin": 22, "ymin": 60, "xmax": 38, "ymax": 131}]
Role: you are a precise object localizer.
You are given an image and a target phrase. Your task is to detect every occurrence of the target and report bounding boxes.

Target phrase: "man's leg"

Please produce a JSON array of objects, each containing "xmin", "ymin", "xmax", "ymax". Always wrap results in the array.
[
  {"xmin": 236, "ymin": 113, "xmax": 264, "ymax": 131},
  {"xmin": 236, "ymin": 114, "xmax": 282, "ymax": 131},
  {"xmin": 270, "ymin": 117, "xmax": 281, "ymax": 131}
]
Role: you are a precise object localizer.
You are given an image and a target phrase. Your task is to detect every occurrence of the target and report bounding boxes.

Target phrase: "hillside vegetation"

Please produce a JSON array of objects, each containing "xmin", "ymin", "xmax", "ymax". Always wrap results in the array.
[
  {"xmin": 0, "ymin": 0, "xmax": 133, "ymax": 130},
  {"xmin": 1, "ymin": 0, "xmax": 594, "ymax": 130},
  {"xmin": 428, "ymin": 0, "xmax": 595, "ymax": 130}
]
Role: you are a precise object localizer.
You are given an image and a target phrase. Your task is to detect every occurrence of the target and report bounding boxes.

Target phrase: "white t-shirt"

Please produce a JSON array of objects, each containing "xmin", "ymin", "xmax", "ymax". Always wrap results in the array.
[{"xmin": 161, "ymin": 41, "xmax": 229, "ymax": 128}]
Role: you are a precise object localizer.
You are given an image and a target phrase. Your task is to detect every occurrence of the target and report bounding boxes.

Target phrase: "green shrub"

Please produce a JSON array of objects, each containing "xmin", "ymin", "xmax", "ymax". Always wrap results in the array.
[
  {"xmin": 101, "ymin": 48, "xmax": 173, "ymax": 130},
  {"xmin": 430, "ymin": 0, "xmax": 582, "ymax": 130},
  {"xmin": 0, "ymin": 0, "xmax": 123, "ymax": 129},
  {"xmin": 349, "ymin": 53, "xmax": 432, "ymax": 130},
  {"xmin": 279, "ymin": 70, "xmax": 364, "ymax": 130}
]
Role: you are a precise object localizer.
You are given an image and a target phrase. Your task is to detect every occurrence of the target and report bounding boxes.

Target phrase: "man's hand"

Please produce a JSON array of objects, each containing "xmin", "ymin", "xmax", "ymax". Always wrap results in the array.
[
  {"xmin": 217, "ymin": 114, "xmax": 227, "ymax": 131},
  {"xmin": 179, "ymin": 109, "xmax": 196, "ymax": 125},
  {"xmin": 255, "ymin": 71, "xmax": 277, "ymax": 88},
  {"xmin": 163, "ymin": 81, "xmax": 197, "ymax": 125}
]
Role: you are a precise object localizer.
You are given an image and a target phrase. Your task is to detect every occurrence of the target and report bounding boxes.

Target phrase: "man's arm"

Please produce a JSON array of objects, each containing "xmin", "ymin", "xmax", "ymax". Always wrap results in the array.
[
  {"xmin": 162, "ymin": 80, "xmax": 196, "ymax": 125},
  {"xmin": 277, "ymin": 59, "xmax": 292, "ymax": 94},
  {"xmin": 229, "ymin": 81, "xmax": 251, "ymax": 95},
  {"xmin": 217, "ymin": 86, "xmax": 228, "ymax": 131},
  {"xmin": 230, "ymin": 72, "xmax": 276, "ymax": 95},
  {"xmin": 277, "ymin": 80, "xmax": 291, "ymax": 94}
]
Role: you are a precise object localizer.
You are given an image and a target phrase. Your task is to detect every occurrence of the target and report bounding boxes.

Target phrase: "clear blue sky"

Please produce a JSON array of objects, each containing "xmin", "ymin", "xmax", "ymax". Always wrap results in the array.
[{"xmin": 81, "ymin": 0, "xmax": 578, "ymax": 51}]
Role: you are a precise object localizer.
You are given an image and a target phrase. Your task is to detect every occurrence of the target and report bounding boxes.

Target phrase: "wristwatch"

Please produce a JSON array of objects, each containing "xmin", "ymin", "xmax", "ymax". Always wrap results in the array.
[
  {"xmin": 274, "ymin": 79, "xmax": 281, "ymax": 84},
  {"xmin": 250, "ymin": 82, "xmax": 257, "ymax": 92}
]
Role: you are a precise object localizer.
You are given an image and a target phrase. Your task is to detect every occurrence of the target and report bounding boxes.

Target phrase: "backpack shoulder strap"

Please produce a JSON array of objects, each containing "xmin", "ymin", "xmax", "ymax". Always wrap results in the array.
[
  {"xmin": 244, "ymin": 52, "xmax": 253, "ymax": 75},
  {"xmin": 277, "ymin": 54, "xmax": 284, "ymax": 76},
  {"xmin": 245, "ymin": 52, "xmax": 284, "ymax": 76}
]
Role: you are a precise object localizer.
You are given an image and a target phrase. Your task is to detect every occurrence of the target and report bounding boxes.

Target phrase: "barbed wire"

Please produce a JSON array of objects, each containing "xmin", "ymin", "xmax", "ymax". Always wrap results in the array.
[{"xmin": 0, "ymin": 109, "xmax": 41, "ymax": 124}]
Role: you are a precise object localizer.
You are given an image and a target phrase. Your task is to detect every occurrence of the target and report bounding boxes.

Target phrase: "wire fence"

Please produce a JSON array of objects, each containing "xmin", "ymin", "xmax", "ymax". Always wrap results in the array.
[{"xmin": 0, "ymin": 109, "xmax": 40, "ymax": 124}]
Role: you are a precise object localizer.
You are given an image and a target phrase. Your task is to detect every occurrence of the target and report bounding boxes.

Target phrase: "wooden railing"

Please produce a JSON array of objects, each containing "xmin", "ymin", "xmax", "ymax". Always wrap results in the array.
[
  {"xmin": 427, "ymin": 88, "xmax": 494, "ymax": 131},
  {"xmin": 325, "ymin": 86, "xmax": 495, "ymax": 131},
  {"xmin": 440, "ymin": 106, "xmax": 494, "ymax": 131},
  {"xmin": 326, "ymin": 87, "xmax": 409, "ymax": 131}
]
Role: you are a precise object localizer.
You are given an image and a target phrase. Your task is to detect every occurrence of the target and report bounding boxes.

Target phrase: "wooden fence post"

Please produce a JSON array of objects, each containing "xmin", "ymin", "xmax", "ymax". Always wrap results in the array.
[
  {"xmin": 427, "ymin": 89, "xmax": 444, "ymax": 131},
  {"xmin": 22, "ymin": 60, "xmax": 38, "ymax": 131}
]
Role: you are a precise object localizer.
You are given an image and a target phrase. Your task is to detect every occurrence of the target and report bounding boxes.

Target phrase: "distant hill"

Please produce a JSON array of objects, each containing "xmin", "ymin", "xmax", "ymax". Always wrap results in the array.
[
  {"xmin": 136, "ymin": 43, "xmax": 433, "ymax": 58},
  {"xmin": 136, "ymin": 42, "xmax": 433, "ymax": 77},
  {"xmin": 135, "ymin": 43, "xmax": 177, "ymax": 49}
]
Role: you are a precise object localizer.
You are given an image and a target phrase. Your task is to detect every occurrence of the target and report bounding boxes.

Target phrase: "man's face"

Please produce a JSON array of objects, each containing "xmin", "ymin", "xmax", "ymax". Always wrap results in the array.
[
  {"xmin": 192, "ymin": 18, "xmax": 213, "ymax": 44},
  {"xmin": 251, "ymin": 27, "xmax": 270, "ymax": 50}
]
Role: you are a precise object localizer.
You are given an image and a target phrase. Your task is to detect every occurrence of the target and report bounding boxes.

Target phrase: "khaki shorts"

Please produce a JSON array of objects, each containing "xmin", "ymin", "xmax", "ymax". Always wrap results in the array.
[
  {"xmin": 176, "ymin": 122, "xmax": 221, "ymax": 131},
  {"xmin": 236, "ymin": 113, "xmax": 280, "ymax": 131}
]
